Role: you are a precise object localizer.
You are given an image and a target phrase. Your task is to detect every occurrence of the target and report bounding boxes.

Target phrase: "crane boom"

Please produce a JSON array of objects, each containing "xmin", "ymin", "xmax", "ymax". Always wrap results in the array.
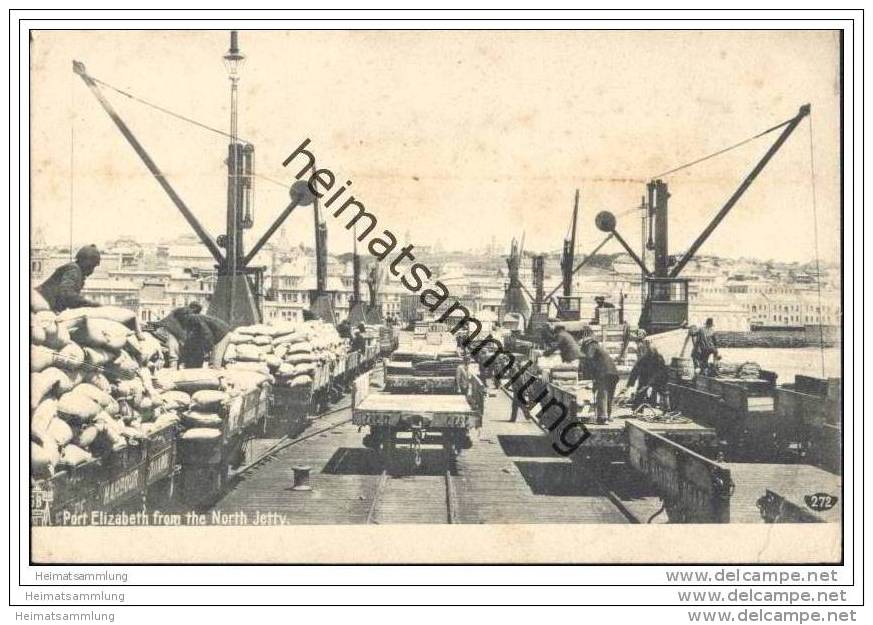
[
  {"xmin": 670, "ymin": 104, "xmax": 811, "ymax": 277},
  {"xmin": 72, "ymin": 61, "xmax": 225, "ymax": 264},
  {"xmin": 562, "ymin": 189, "xmax": 579, "ymax": 297}
]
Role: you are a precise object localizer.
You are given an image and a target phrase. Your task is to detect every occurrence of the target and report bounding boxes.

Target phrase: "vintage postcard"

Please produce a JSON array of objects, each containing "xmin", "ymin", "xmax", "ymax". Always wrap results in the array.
[{"xmin": 27, "ymin": 28, "xmax": 845, "ymax": 563}]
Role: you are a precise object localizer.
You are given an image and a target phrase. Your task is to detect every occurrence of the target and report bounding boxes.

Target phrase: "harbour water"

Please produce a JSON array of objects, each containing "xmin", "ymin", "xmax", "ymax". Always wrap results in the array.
[{"xmin": 719, "ymin": 347, "xmax": 842, "ymax": 382}]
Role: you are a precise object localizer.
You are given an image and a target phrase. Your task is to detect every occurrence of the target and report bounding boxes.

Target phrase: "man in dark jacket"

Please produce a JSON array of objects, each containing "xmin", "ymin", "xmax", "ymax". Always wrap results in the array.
[
  {"xmin": 36, "ymin": 245, "xmax": 101, "ymax": 312},
  {"xmin": 544, "ymin": 325, "xmax": 583, "ymax": 363},
  {"xmin": 178, "ymin": 313, "xmax": 219, "ymax": 369},
  {"xmin": 580, "ymin": 336, "xmax": 619, "ymax": 423},
  {"xmin": 151, "ymin": 306, "xmax": 194, "ymax": 368},
  {"xmin": 626, "ymin": 339, "xmax": 669, "ymax": 409},
  {"xmin": 351, "ymin": 323, "xmax": 367, "ymax": 355},
  {"xmin": 691, "ymin": 318, "xmax": 719, "ymax": 373}
]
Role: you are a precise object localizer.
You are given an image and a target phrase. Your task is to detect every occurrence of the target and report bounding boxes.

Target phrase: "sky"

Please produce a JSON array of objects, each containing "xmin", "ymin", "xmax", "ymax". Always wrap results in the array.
[{"xmin": 30, "ymin": 30, "xmax": 842, "ymax": 264}]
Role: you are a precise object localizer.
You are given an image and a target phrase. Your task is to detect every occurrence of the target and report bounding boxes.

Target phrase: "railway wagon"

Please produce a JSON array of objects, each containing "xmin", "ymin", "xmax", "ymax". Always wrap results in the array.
[
  {"xmin": 774, "ymin": 375, "xmax": 842, "ymax": 474},
  {"xmin": 31, "ymin": 421, "xmax": 178, "ymax": 526},
  {"xmin": 627, "ymin": 421, "xmax": 841, "ymax": 524},
  {"xmin": 507, "ymin": 366, "xmax": 718, "ymax": 463},
  {"xmin": 177, "ymin": 383, "xmax": 271, "ymax": 506},
  {"xmin": 352, "ymin": 369, "xmax": 485, "ymax": 470}
]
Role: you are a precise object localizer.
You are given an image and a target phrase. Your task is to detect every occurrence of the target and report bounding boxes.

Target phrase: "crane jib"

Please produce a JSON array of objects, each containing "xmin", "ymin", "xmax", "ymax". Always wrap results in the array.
[{"xmin": 71, "ymin": 61, "xmax": 225, "ymax": 266}]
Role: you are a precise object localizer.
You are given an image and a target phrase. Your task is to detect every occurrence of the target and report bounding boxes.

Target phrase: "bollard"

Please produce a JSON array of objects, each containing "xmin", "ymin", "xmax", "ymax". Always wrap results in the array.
[{"xmin": 291, "ymin": 465, "xmax": 312, "ymax": 491}]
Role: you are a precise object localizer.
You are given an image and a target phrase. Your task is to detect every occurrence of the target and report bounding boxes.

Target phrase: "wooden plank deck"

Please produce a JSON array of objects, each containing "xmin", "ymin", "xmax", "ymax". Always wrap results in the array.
[
  {"xmin": 210, "ymin": 387, "xmax": 641, "ymax": 525},
  {"xmin": 453, "ymin": 391, "xmax": 630, "ymax": 524}
]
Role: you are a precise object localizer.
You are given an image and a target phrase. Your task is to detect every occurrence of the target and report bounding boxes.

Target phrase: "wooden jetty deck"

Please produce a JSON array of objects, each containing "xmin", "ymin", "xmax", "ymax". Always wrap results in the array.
[{"xmin": 210, "ymin": 387, "xmax": 656, "ymax": 524}]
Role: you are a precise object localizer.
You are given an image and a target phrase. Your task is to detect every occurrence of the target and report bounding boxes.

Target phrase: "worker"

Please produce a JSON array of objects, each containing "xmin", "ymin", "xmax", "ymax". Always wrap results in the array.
[
  {"xmin": 151, "ymin": 306, "xmax": 193, "ymax": 369},
  {"xmin": 36, "ymin": 244, "xmax": 102, "ymax": 312},
  {"xmin": 593, "ymin": 295, "xmax": 615, "ymax": 324},
  {"xmin": 179, "ymin": 308, "xmax": 230, "ymax": 369},
  {"xmin": 580, "ymin": 334, "xmax": 619, "ymax": 424},
  {"xmin": 351, "ymin": 323, "xmax": 367, "ymax": 355},
  {"xmin": 625, "ymin": 339, "xmax": 669, "ymax": 410},
  {"xmin": 691, "ymin": 317, "xmax": 720, "ymax": 374},
  {"xmin": 199, "ymin": 312, "xmax": 231, "ymax": 366},
  {"xmin": 543, "ymin": 324, "xmax": 583, "ymax": 364}
]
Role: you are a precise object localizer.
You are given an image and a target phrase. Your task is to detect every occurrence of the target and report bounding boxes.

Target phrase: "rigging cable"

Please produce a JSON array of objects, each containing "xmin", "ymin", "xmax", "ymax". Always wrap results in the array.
[
  {"xmin": 90, "ymin": 75, "xmax": 252, "ymax": 145},
  {"xmin": 652, "ymin": 116, "xmax": 793, "ymax": 179},
  {"xmin": 806, "ymin": 113, "xmax": 827, "ymax": 378}
]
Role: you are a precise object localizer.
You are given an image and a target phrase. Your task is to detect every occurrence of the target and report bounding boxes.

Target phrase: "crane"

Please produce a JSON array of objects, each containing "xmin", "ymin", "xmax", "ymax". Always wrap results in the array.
[
  {"xmin": 365, "ymin": 263, "xmax": 384, "ymax": 324},
  {"xmin": 347, "ymin": 231, "xmax": 368, "ymax": 325},
  {"xmin": 500, "ymin": 234, "xmax": 531, "ymax": 329},
  {"xmin": 594, "ymin": 104, "xmax": 812, "ymax": 335},
  {"xmin": 555, "ymin": 189, "xmax": 583, "ymax": 320},
  {"xmin": 308, "ymin": 178, "xmax": 337, "ymax": 325},
  {"xmin": 73, "ymin": 31, "xmax": 316, "ymax": 328}
]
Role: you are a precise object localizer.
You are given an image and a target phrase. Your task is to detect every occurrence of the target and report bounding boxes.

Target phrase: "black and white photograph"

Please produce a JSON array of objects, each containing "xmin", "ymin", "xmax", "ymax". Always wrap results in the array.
[{"xmin": 24, "ymin": 25, "xmax": 848, "ymax": 566}]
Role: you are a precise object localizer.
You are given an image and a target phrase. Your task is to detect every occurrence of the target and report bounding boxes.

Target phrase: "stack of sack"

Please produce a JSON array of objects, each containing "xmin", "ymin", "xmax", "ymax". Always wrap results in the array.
[
  {"xmin": 30, "ymin": 294, "xmax": 178, "ymax": 480},
  {"xmin": 153, "ymin": 367, "xmax": 271, "ymax": 447},
  {"xmin": 221, "ymin": 320, "xmax": 348, "ymax": 395}
]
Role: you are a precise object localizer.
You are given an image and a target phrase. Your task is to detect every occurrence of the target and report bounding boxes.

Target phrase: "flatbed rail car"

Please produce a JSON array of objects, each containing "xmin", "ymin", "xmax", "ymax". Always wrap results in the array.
[
  {"xmin": 669, "ymin": 373, "xmax": 781, "ymax": 461},
  {"xmin": 384, "ymin": 357, "xmax": 458, "ymax": 393},
  {"xmin": 509, "ymin": 368, "xmax": 718, "ymax": 461},
  {"xmin": 627, "ymin": 421, "xmax": 733, "ymax": 523},
  {"xmin": 775, "ymin": 375, "xmax": 841, "ymax": 474},
  {"xmin": 352, "ymin": 371, "xmax": 485, "ymax": 468},
  {"xmin": 670, "ymin": 373, "xmax": 840, "ymax": 466},
  {"xmin": 31, "ymin": 421, "xmax": 178, "ymax": 526},
  {"xmin": 383, "ymin": 333, "xmax": 462, "ymax": 393},
  {"xmin": 627, "ymin": 421, "xmax": 842, "ymax": 524},
  {"xmin": 379, "ymin": 325, "xmax": 399, "ymax": 356}
]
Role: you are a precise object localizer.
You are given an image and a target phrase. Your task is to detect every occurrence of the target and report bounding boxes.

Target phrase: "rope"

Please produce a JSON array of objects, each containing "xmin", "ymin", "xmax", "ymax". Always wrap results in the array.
[
  {"xmin": 90, "ymin": 75, "xmax": 252, "ymax": 145},
  {"xmin": 652, "ymin": 117, "xmax": 793, "ymax": 179},
  {"xmin": 806, "ymin": 114, "xmax": 827, "ymax": 378}
]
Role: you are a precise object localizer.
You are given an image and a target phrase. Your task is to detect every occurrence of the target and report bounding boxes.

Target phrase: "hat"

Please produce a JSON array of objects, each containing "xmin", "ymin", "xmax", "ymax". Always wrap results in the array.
[
  {"xmin": 580, "ymin": 336, "xmax": 597, "ymax": 349},
  {"xmin": 594, "ymin": 295, "xmax": 605, "ymax": 302},
  {"xmin": 75, "ymin": 244, "xmax": 101, "ymax": 264}
]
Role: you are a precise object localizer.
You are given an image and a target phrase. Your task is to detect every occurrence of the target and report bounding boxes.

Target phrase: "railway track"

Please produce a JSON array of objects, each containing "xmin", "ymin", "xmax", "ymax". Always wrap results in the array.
[
  {"xmin": 233, "ymin": 401, "xmax": 354, "ymax": 477},
  {"xmin": 366, "ymin": 466, "xmax": 457, "ymax": 524},
  {"xmin": 213, "ymin": 382, "xmax": 656, "ymax": 525}
]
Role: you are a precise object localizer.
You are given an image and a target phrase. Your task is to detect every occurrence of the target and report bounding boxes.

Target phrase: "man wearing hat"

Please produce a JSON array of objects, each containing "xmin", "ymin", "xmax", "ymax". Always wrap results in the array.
[
  {"xmin": 544, "ymin": 324, "xmax": 583, "ymax": 364},
  {"xmin": 691, "ymin": 317, "xmax": 720, "ymax": 373},
  {"xmin": 352, "ymin": 323, "xmax": 368, "ymax": 355},
  {"xmin": 580, "ymin": 333, "xmax": 619, "ymax": 424},
  {"xmin": 625, "ymin": 338, "xmax": 669, "ymax": 410},
  {"xmin": 36, "ymin": 244, "xmax": 102, "ymax": 312},
  {"xmin": 593, "ymin": 295, "xmax": 615, "ymax": 324}
]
